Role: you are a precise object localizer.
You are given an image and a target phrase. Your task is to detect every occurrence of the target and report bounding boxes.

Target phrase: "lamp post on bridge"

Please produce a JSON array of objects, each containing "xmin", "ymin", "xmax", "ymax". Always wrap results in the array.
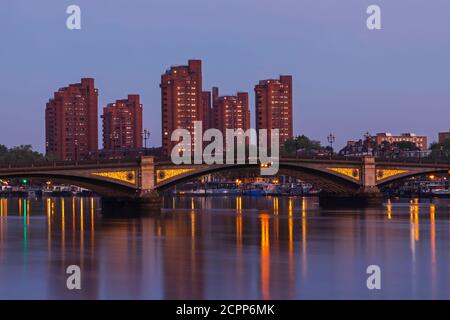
[
  {"xmin": 327, "ymin": 133, "xmax": 335, "ymax": 158},
  {"xmin": 364, "ymin": 131, "xmax": 373, "ymax": 156},
  {"xmin": 142, "ymin": 129, "xmax": 150, "ymax": 155}
]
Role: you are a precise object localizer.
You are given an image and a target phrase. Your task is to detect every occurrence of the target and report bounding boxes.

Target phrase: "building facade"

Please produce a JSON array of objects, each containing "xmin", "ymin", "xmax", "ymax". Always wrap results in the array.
[
  {"xmin": 160, "ymin": 60, "xmax": 203, "ymax": 156},
  {"xmin": 202, "ymin": 91, "xmax": 212, "ymax": 130},
  {"xmin": 45, "ymin": 78, "xmax": 98, "ymax": 161},
  {"xmin": 339, "ymin": 132, "xmax": 430, "ymax": 158},
  {"xmin": 255, "ymin": 75, "xmax": 293, "ymax": 146},
  {"xmin": 211, "ymin": 86, "xmax": 220, "ymax": 130},
  {"xmin": 216, "ymin": 92, "xmax": 251, "ymax": 145},
  {"xmin": 102, "ymin": 95, "xmax": 143, "ymax": 155},
  {"xmin": 375, "ymin": 133, "xmax": 428, "ymax": 151}
]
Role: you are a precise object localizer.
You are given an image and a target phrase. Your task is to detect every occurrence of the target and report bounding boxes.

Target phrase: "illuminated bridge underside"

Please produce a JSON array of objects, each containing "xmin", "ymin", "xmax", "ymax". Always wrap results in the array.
[
  {"xmin": 0, "ymin": 159, "xmax": 154, "ymax": 198},
  {"xmin": 155, "ymin": 160, "xmax": 450, "ymax": 193},
  {"xmin": 155, "ymin": 162, "xmax": 363, "ymax": 193},
  {"xmin": 0, "ymin": 172, "xmax": 138, "ymax": 197}
]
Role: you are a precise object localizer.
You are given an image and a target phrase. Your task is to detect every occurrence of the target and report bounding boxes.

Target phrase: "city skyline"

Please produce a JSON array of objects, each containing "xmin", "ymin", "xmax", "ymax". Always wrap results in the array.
[{"xmin": 1, "ymin": 0, "xmax": 450, "ymax": 152}]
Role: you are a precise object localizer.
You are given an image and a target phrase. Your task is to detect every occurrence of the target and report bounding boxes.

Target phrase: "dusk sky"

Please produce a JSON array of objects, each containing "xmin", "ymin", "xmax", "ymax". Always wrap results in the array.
[{"xmin": 1, "ymin": 0, "xmax": 449, "ymax": 152}]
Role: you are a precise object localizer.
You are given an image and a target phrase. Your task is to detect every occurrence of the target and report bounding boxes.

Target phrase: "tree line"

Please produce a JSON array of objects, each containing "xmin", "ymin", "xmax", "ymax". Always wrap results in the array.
[
  {"xmin": 0, "ymin": 145, "xmax": 55, "ymax": 165},
  {"xmin": 282, "ymin": 135, "xmax": 450, "ymax": 161}
]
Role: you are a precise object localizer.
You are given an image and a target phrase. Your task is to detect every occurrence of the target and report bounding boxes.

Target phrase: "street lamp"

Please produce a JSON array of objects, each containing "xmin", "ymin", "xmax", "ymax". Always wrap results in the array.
[
  {"xmin": 364, "ymin": 131, "xmax": 372, "ymax": 156},
  {"xmin": 327, "ymin": 133, "xmax": 335, "ymax": 157},
  {"xmin": 142, "ymin": 129, "xmax": 150, "ymax": 155}
]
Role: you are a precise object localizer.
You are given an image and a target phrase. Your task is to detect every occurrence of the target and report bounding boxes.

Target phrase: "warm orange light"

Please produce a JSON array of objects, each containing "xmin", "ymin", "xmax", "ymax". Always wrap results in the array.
[
  {"xmin": 260, "ymin": 213, "xmax": 270, "ymax": 300},
  {"xmin": 260, "ymin": 162, "xmax": 272, "ymax": 169},
  {"xmin": 387, "ymin": 199, "xmax": 392, "ymax": 220}
]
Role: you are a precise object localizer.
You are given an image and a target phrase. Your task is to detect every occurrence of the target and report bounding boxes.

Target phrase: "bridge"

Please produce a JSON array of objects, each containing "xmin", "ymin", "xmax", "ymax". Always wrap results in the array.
[{"xmin": 0, "ymin": 156, "xmax": 449, "ymax": 209}]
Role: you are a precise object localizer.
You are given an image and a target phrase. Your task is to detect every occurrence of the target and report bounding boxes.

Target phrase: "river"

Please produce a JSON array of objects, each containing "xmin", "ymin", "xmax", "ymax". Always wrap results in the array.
[{"xmin": 0, "ymin": 196, "xmax": 449, "ymax": 299}]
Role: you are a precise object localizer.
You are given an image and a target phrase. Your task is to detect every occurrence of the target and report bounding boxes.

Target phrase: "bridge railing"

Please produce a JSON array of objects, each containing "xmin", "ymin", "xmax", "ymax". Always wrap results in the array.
[
  {"xmin": 0, "ymin": 154, "xmax": 447, "ymax": 170},
  {"xmin": 373, "ymin": 155, "xmax": 450, "ymax": 165},
  {"xmin": 0, "ymin": 157, "xmax": 142, "ymax": 170}
]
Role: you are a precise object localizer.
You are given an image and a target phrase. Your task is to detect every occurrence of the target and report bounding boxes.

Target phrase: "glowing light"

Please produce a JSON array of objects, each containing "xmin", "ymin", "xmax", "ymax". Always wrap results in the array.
[
  {"xmin": 302, "ymin": 197, "xmax": 307, "ymax": 218},
  {"xmin": 156, "ymin": 168, "xmax": 195, "ymax": 184},
  {"xmin": 236, "ymin": 196, "xmax": 242, "ymax": 214},
  {"xmin": 387, "ymin": 199, "xmax": 392, "ymax": 220},
  {"xmin": 288, "ymin": 198, "xmax": 293, "ymax": 217},
  {"xmin": 191, "ymin": 209, "xmax": 196, "ymax": 240},
  {"xmin": 326, "ymin": 167, "xmax": 360, "ymax": 181},
  {"xmin": 376, "ymin": 169, "xmax": 409, "ymax": 181},
  {"xmin": 430, "ymin": 205, "xmax": 436, "ymax": 265},
  {"xmin": 236, "ymin": 213, "xmax": 242, "ymax": 248},
  {"xmin": 260, "ymin": 214, "xmax": 270, "ymax": 300},
  {"xmin": 91, "ymin": 198, "xmax": 95, "ymax": 231},
  {"xmin": 260, "ymin": 163, "xmax": 270, "ymax": 169},
  {"xmin": 91, "ymin": 171, "xmax": 136, "ymax": 184},
  {"xmin": 412, "ymin": 203, "xmax": 420, "ymax": 241},
  {"xmin": 80, "ymin": 198, "xmax": 84, "ymax": 232},
  {"xmin": 61, "ymin": 198, "xmax": 65, "ymax": 253}
]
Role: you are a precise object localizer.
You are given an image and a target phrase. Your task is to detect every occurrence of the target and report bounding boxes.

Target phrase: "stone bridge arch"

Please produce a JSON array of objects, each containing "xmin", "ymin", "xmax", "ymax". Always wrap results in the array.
[
  {"xmin": 376, "ymin": 168, "xmax": 450, "ymax": 187},
  {"xmin": 0, "ymin": 172, "xmax": 138, "ymax": 198},
  {"xmin": 154, "ymin": 161, "xmax": 363, "ymax": 193}
]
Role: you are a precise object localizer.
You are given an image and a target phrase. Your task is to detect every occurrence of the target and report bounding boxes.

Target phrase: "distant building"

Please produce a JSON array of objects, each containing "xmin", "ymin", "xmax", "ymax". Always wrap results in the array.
[
  {"xmin": 216, "ymin": 91, "xmax": 251, "ymax": 146},
  {"xmin": 255, "ymin": 75, "xmax": 293, "ymax": 146},
  {"xmin": 340, "ymin": 132, "xmax": 430, "ymax": 158},
  {"xmin": 45, "ymin": 78, "xmax": 98, "ymax": 161},
  {"xmin": 375, "ymin": 133, "xmax": 428, "ymax": 151},
  {"xmin": 202, "ymin": 91, "xmax": 212, "ymax": 130},
  {"xmin": 160, "ymin": 59, "xmax": 204, "ymax": 156},
  {"xmin": 211, "ymin": 86, "xmax": 220, "ymax": 130},
  {"xmin": 438, "ymin": 131, "xmax": 450, "ymax": 143},
  {"xmin": 102, "ymin": 95, "xmax": 143, "ymax": 155}
]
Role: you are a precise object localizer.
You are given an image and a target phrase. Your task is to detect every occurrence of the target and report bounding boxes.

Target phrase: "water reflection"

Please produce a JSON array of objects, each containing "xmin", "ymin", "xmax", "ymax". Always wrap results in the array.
[
  {"xmin": 0, "ymin": 196, "xmax": 449, "ymax": 299},
  {"xmin": 259, "ymin": 213, "xmax": 270, "ymax": 299}
]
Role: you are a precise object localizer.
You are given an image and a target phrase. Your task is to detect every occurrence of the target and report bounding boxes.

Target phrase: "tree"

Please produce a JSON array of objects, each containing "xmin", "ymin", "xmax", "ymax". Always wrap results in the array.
[
  {"xmin": 0, "ymin": 145, "xmax": 45, "ymax": 165},
  {"xmin": 282, "ymin": 135, "xmax": 323, "ymax": 156},
  {"xmin": 394, "ymin": 141, "xmax": 419, "ymax": 151},
  {"xmin": 429, "ymin": 139, "xmax": 450, "ymax": 161}
]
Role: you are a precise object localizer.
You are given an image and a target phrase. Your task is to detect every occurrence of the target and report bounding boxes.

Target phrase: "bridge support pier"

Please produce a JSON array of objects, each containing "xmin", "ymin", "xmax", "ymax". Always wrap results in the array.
[
  {"xmin": 319, "ymin": 156, "xmax": 383, "ymax": 208},
  {"xmin": 319, "ymin": 188, "xmax": 383, "ymax": 208},
  {"xmin": 100, "ymin": 191, "xmax": 162, "ymax": 216}
]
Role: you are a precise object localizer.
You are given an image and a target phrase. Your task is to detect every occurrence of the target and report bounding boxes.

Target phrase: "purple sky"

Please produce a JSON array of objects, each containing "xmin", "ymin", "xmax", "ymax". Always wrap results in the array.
[{"xmin": 1, "ymin": 0, "xmax": 449, "ymax": 152}]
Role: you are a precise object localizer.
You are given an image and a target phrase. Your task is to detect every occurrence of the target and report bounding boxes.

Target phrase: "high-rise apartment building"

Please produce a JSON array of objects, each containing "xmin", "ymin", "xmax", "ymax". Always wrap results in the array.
[
  {"xmin": 102, "ymin": 95, "xmax": 143, "ymax": 153},
  {"xmin": 202, "ymin": 91, "xmax": 212, "ymax": 130},
  {"xmin": 216, "ymin": 92, "xmax": 251, "ymax": 145},
  {"xmin": 211, "ymin": 87, "xmax": 220, "ymax": 130},
  {"xmin": 45, "ymin": 78, "xmax": 98, "ymax": 161},
  {"xmin": 160, "ymin": 60, "xmax": 203, "ymax": 155},
  {"xmin": 255, "ymin": 75, "xmax": 293, "ymax": 146}
]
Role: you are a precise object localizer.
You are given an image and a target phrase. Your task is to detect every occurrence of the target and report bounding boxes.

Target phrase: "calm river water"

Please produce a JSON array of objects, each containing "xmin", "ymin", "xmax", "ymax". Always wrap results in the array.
[{"xmin": 0, "ymin": 196, "xmax": 449, "ymax": 299}]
